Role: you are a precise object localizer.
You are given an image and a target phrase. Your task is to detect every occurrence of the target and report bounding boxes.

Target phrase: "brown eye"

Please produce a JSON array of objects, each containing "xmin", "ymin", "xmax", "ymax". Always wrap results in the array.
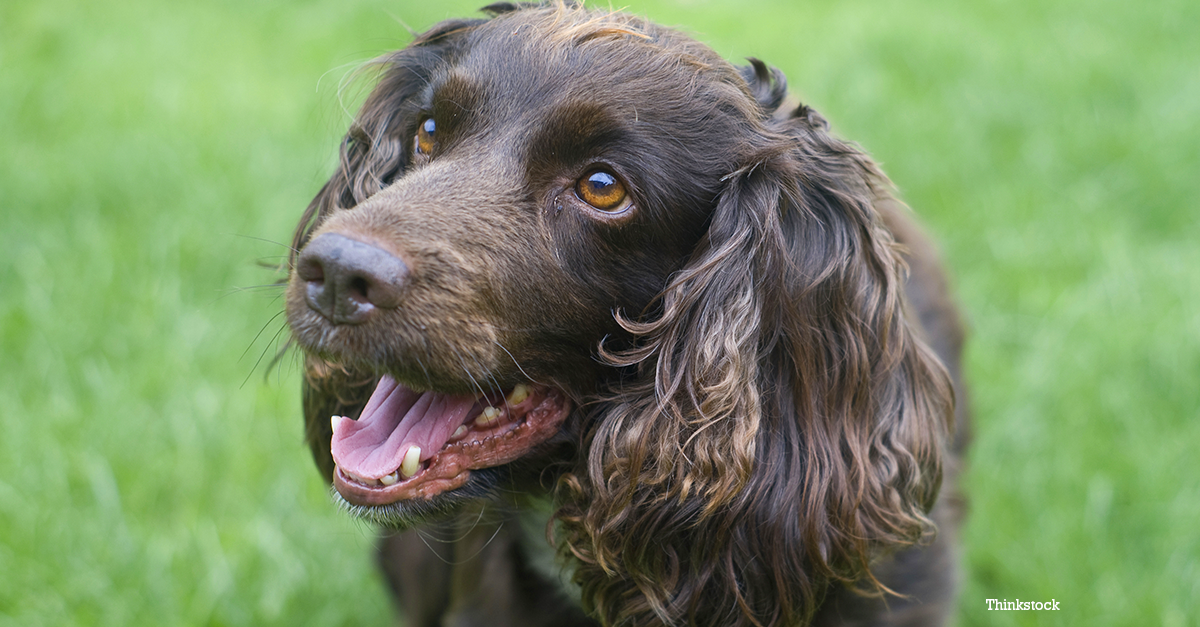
[
  {"xmin": 415, "ymin": 118, "xmax": 435, "ymax": 155},
  {"xmin": 575, "ymin": 169, "xmax": 629, "ymax": 212}
]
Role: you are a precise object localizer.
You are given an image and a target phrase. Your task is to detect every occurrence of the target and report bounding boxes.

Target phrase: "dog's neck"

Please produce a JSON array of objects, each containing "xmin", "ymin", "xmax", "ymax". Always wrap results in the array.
[{"xmin": 516, "ymin": 496, "xmax": 582, "ymax": 605}]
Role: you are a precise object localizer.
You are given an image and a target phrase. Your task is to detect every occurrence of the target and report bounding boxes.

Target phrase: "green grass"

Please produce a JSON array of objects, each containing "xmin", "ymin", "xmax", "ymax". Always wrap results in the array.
[{"xmin": 1, "ymin": 0, "xmax": 1196, "ymax": 625}]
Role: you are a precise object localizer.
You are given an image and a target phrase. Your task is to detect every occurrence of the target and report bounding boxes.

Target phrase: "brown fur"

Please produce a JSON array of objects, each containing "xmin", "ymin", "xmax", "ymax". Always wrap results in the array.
[{"xmin": 285, "ymin": 3, "xmax": 968, "ymax": 626}]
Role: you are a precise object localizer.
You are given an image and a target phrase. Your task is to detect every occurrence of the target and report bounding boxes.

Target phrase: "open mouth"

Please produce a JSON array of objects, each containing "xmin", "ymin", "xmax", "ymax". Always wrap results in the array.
[{"xmin": 330, "ymin": 375, "xmax": 571, "ymax": 506}]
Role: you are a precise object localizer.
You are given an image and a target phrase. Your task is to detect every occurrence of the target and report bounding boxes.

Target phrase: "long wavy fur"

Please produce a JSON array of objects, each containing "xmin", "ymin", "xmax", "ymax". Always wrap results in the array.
[{"xmin": 554, "ymin": 92, "xmax": 954, "ymax": 627}]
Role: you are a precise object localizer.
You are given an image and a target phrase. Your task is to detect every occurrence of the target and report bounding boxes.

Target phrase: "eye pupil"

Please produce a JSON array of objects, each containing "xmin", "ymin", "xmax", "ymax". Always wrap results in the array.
[
  {"xmin": 416, "ymin": 118, "xmax": 436, "ymax": 155},
  {"xmin": 586, "ymin": 171, "xmax": 616, "ymax": 193},
  {"xmin": 576, "ymin": 169, "xmax": 628, "ymax": 212}
]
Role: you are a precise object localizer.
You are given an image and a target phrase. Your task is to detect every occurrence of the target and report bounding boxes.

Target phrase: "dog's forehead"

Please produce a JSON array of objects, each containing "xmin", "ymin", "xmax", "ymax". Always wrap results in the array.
[
  {"xmin": 442, "ymin": 10, "xmax": 728, "ymax": 119},
  {"xmin": 399, "ymin": 8, "xmax": 763, "ymax": 190}
]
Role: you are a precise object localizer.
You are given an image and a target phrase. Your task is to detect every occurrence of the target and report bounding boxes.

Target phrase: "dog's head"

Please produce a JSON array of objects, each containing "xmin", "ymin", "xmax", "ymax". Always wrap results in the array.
[
  {"xmin": 287, "ymin": 5, "xmax": 761, "ymax": 514},
  {"xmin": 287, "ymin": 3, "xmax": 953, "ymax": 625}
]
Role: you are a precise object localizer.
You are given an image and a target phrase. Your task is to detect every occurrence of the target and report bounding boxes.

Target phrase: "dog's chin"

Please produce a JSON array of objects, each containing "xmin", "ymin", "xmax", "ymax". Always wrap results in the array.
[{"xmin": 331, "ymin": 466, "xmax": 508, "ymax": 528}]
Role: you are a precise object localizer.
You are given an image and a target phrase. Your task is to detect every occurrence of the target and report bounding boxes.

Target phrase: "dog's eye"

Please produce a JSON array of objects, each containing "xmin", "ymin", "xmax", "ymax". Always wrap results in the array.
[
  {"xmin": 415, "ymin": 118, "xmax": 436, "ymax": 155},
  {"xmin": 575, "ymin": 169, "xmax": 629, "ymax": 212}
]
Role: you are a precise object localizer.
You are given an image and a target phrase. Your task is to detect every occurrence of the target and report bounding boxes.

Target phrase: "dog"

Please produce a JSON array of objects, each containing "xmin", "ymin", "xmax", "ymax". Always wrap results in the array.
[{"xmin": 284, "ymin": 3, "xmax": 968, "ymax": 626}]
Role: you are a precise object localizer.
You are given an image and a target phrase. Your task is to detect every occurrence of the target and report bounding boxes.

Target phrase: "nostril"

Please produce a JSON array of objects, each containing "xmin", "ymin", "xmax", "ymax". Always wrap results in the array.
[
  {"xmin": 297, "ymin": 256, "xmax": 326, "ymax": 284},
  {"xmin": 295, "ymin": 233, "xmax": 409, "ymax": 325},
  {"xmin": 346, "ymin": 276, "xmax": 371, "ymax": 304}
]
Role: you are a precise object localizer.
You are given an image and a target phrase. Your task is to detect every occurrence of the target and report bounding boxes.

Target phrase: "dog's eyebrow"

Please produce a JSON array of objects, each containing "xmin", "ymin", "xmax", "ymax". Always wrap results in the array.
[
  {"xmin": 526, "ymin": 100, "xmax": 629, "ymax": 166},
  {"xmin": 417, "ymin": 74, "xmax": 485, "ymax": 146},
  {"xmin": 429, "ymin": 75, "xmax": 480, "ymax": 116}
]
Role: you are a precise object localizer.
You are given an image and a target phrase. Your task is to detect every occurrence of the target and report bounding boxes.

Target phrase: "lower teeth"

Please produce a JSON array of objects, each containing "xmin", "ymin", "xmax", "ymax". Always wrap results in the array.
[{"xmin": 400, "ymin": 445, "xmax": 422, "ymax": 478}]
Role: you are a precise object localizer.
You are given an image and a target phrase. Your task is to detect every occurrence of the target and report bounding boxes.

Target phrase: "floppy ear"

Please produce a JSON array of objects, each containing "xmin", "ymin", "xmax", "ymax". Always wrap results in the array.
[
  {"xmin": 556, "ymin": 106, "xmax": 954, "ymax": 627},
  {"xmin": 289, "ymin": 18, "xmax": 484, "ymax": 481}
]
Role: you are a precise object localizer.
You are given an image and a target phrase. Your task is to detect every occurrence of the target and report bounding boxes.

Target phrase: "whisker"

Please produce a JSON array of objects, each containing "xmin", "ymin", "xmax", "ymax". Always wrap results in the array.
[
  {"xmin": 241, "ymin": 318, "xmax": 292, "ymax": 390},
  {"xmin": 222, "ymin": 283, "xmax": 287, "ymax": 296},
  {"xmin": 493, "ymin": 339, "xmax": 544, "ymax": 386},
  {"xmin": 413, "ymin": 506, "xmax": 505, "ymax": 566},
  {"xmin": 418, "ymin": 505, "xmax": 489, "ymax": 545},
  {"xmin": 468, "ymin": 351, "xmax": 504, "ymax": 397},
  {"xmin": 452, "ymin": 347, "xmax": 490, "ymax": 400},
  {"xmin": 413, "ymin": 354, "xmax": 434, "ymax": 391},
  {"xmin": 230, "ymin": 232, "xmax": 299, "ymax": 255},
  {"xmin": 265, "ymin": 338, "xmax": 296, "ymax": 381},
  {"xmin": 240, "ymin": 310, "xmax": 286, "ymax": 364},
  {"xmin": 413, "ymin": 532, "xmax": 455, "ymax": 565}
]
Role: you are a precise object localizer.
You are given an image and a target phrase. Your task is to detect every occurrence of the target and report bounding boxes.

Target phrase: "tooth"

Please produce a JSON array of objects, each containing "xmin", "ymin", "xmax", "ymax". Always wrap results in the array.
[
  {"xmin": 400, "ymin": 445, "xmax": 421, "ymax": 478},
  {"xmin": 379, "ymin": 471, "xmax": 399, "ymax": 486},
  {"xmin": 452, "ymin": 425, "xmax": 468, "ymax": 439},
  {"xmin": 507, "ymin": 384, "xmax": 530, "ymax": 405},
  {"xmin": 476, "ymin": 406, "xmax": 501, "ymax": 426}
]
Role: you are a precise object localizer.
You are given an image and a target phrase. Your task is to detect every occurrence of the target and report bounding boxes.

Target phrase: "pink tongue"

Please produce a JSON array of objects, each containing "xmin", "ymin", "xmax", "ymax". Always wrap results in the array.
[{"xmin": 330, "ymin": 375, "xmax": 478, "ymax": 480}]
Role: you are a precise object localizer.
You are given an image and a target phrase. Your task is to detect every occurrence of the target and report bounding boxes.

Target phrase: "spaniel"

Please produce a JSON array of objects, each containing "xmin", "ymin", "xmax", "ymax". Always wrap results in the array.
[{"xmin": 285, "ymin": 4, "xmax": 968, "ymax": 625}]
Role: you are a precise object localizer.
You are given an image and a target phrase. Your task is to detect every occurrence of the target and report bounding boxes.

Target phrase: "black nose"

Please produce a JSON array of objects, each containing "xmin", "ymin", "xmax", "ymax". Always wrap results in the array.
[{"xmin": 295, "ymin": 233, "xmax": 408, "ymax": 325}]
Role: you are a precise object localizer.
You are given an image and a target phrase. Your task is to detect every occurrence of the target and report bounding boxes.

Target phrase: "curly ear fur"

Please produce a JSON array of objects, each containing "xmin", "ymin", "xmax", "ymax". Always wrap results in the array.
[{"xmin": 555, "ymin": 101, "xmax": 954, "ymax": 627}]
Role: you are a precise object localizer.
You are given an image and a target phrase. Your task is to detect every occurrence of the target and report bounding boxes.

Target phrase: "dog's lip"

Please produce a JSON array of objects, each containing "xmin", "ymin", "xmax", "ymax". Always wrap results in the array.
[{"xmin": 331, "ymin": 379, "xmax": 571, "ymax": 507}]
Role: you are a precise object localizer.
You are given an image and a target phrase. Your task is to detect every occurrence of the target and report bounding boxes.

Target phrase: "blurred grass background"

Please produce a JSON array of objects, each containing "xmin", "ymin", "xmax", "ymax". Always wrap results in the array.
[{"xmin": 1, "ymin": 0, "xmax": 1197, "ymax": 625}]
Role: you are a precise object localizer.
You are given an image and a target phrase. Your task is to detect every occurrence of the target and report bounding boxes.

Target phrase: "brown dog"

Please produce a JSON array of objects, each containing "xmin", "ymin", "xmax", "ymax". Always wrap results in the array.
[{"xmin": 285, "ymin": 3, "xmax": 968, "ymax": 626}]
